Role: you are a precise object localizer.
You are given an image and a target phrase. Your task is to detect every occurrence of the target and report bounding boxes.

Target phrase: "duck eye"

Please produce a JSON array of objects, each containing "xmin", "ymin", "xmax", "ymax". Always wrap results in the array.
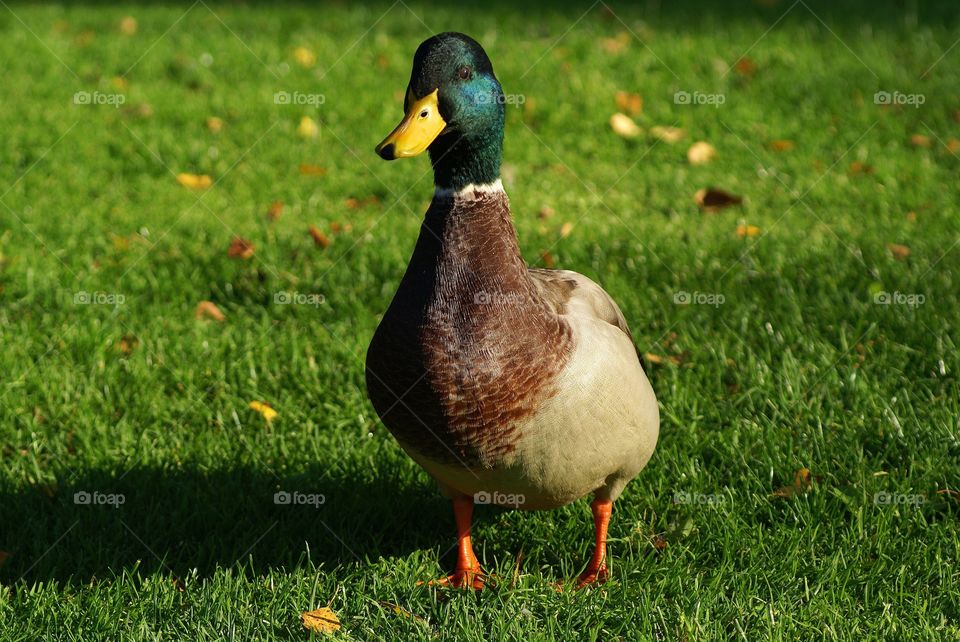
[{"xmin": 457, "ymin": 65, "xmax": 471, "ymax": 80}]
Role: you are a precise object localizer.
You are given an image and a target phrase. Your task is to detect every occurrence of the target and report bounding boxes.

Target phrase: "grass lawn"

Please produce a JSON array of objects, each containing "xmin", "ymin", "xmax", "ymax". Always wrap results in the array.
[{"xmin": 1, "ymin": 0, "xmax": 959, "ymax": 639}]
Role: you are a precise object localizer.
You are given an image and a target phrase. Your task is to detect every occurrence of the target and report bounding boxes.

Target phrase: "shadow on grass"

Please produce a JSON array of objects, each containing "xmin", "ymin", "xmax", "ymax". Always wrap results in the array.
[{"xmin": 0, "ymin": 464, "xmax": 452, "ymax": 584}]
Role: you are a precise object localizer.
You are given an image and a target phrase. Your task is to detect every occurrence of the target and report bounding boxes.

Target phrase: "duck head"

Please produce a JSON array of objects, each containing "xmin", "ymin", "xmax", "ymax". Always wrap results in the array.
[{"xmin": 376, "ymin": 32, "xmax": 504, "ymax": 191}]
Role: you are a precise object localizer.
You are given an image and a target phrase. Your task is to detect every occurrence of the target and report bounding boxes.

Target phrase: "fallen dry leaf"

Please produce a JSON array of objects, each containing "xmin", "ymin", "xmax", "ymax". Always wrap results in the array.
[
  {"xmin": 117, "ymin": 334, "xmax": 139, "ymax": 355},
  {"xmin": 909, "ymin": 134, "xmax": 931, "ymax": 148},
  {"xmin": 206, "ymin": 117, "xmax": 223, "ymax": 134},
  {"xmin": 309, "ymin": 225, "xmax": 331, "ymax": 248},
  {"xmin": 643, "ymin": 352, "xmax": 684, "ymax": 367},
  {"xmin": 298, "ymin": 116, "xmax": 319, "ymax": 139},
  {"xmin": 887, "ymin": 243, "xmax": 910, "ymax": 260},
  {"xmin": 267, "ymin": 200, "xmax": 284, "ymax": 221},
  {"xmin": 906, "ymin": 211, "xmax": 917, "ymax": 222},
  {"xmin": 650, "ymin": 126, "xmax": 685, "ymax": 144},
  {"xmin": 299, "ymin": 164, "xmax": 327, "ymax": 177},
  {"xmin": 227, "ymin": 237, "xmax": 255, "ymax": 260},
  {"xmin": 694, "ymin": 187, "xmax": 743, "ymax": 213},
  {"xmin": 301, "ymin": 607, "xmax": 340, "ymax": 634},
  {"xmin": 769, "ymin": 139, "xmax": 794, "ymax": 152},
  {"xmin": 330, "ymin": 221, "xmax": 353, "ymax": 234},
  {"xmin": 609, "ymin": 112, "xmax": 642, "ymax": 139},
  {"xmin": 559, "ymin": 222, "xmax": 574, "ymax": 238},
  {"xmin": 946, "ymin": 138, "xmax": 960, "ymax": 154},
  {"xmin": 600, "ymin": 32, "xmax": 630, "ymax": 54},
  {"xmin": 734, "ymin": 57, "xmax": 756, "ymax": 76},
  {"xmin": 249, "ymin": 401, "xmax": 278, "ymax": 423},
  {"xmin": 195, "ymin": 300, "xmax": 225, "ymax": 322},
  {"xmin": 736, "ymin": 224, "xmax": 761, "ymax": 238},
  {"xmin": 293, "ymin": 46, "xmax": 316, "ymax": 68},
  {"xmin": 539, "ymin": 251, "xmax": 555, "ymax": 268},
  {"xmin": 119, "ymin": 16, "xmax": 138, "ymax": 35},
  {"xmin": 176, "ymin": 173, "xmax": 213, "ymax": 190},
  {"xmin": 687, "ymin": 141, "xmax": 716, "ymax": 165},
  {"xmin": 615, "ymin": 91, "xmax": 643, "ymax": 116},
  {"xmin": 848, "ymin": 161, "xmax": 874, "ymax": 175},
  {"xmin": 538, "ymin": 205, "xmax": 555, "ymax": 220},
  {"xmin": 772, "ymin": 468, "xmax": 814, "ymax": 498}
]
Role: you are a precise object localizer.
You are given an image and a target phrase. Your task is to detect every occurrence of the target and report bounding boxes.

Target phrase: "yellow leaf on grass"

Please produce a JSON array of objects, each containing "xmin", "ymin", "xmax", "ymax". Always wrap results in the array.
[
  {"xmin": 299, "ymin": 163, "xmax": 327, "ymax": 176},
  {"xmin": 309, "ymin": 225, "xmax": 331, "ymax": 248},
  {"xmin": 687, "ymin": 141, "xmax": 716, "ymax": 165},
  {"xmin": 773, "ymin": 468, "xmax": 814, "ymax": 498},
  {"xmin": 736, "ymin": 224, "xmax": 761, "ymax": 238},
  {"xmin": 249, "ymin": 401, "xmax": 278, "ymax": 422},
  {"xmin": 293, "ymin": 46, "xmax": 316, "ymax": 68},
  {"xmin": 615, "ymin": 91, "xmax": 643, "ymax": 116},
  {"xmin": 769, "ymin": 139, "xmax": 794, "ymax": 152},
  {"xmin": 301, "ymin": 607, "xmax": 340, "ymax": 634},
  {"xmin": 177, "ymin": 173, "xmax": 212, "ymax": 190},
  {"xmin": 609, "ymin": 112, "xmax": 641, "ymax": 138},
  {"xmin": 207, "ymin": 117, "xmax": 224, "ymax": 133},
  {"xmin": 267, "ymin": 200, "xmax": 284, "ymax": 221},
  {"xmin": 559, "ymin": 222, "xmax": 574, "ymax": 238},
  {"xmin": 195, "ymin": 300, "xmax": 225, "ymax": 322},
  {"xmin": 650, "ymin": 126, "xmax": 685, "ymax": 144},
  {"xmin": 298, "ymin": 116, "xmax": 319, "ymax": 139}
]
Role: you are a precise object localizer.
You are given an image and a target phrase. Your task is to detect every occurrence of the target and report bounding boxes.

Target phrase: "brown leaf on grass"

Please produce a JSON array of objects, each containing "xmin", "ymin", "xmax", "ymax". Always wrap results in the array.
[
  {"xmin": 687, "ymin": 141, "xmax": 716, "ymax": 165},
  {"xmin": 936, "ymin": 489, "xmax": 960, "ymax": 500},
  {"xmin": 600, "ymin": 32, "xmax": 630, "ymax": 54},
  {"xmin": 195, "ymin": 301, "xmax": 225, "ymax": 322},
  {"xmin": 267, "ymin": 200, "xmax": 284, "ymax": 221},
  {"xmin": 650, "ymin": 126, "xmax": 685, "ymax": 144},
  {"xmin": 301, "ymin": 607, "xmax": 340, "ymax": 634},
  {"xmin": 117, "ymin": 334, "xmax": 139, "ymax": 355},
  {"xmin": 772, "ymin": 468, "xmax": 814, "ymax": 498},
  {"xmin": 308, "ymin": 225, "xmax": 331, "ymax": 248},
  {"xmin": 538, "ymin": 205, "xmax": 555, "ymax": 220},
  {"xmin": 736, "ymin": 224, "xmax": 761, "ymax": 238},
  {"xmin": 206, "ymin": 117, "xmax": 223, "ymax": 134},
  {"xmin": 769, "ymin": 139, "xmax": 794, "ymax": 152},
  {"xmin": 299, "ymin": 164, "xmax": 327, "ymax": 176},
  {"xmin": 887, "ymin": 243, "xmax": 911, "ymax": 260},
  {"xmin": 905, "ymin": 211, "xmax": 917, "ymax": 222},
  {"xmin": 539, "ymin": 251, "xmax": 555, "ymax": 268},
  {"xmin": 559, "ymin": 222, "xmax": 574, "ymax": 238},
  {"xmin": 694, "ymin": 187, "xmax": 743, "ymax": 212},
  {"xmin": 249, "ymin": 401, "xmax": 278, "ymax": 423},
  {"xmin": 609, "ymin": 112, "xmax": 642, "ymax": 138},
  {"xmin": 848, "ymin": 161, "xmax": 874, "ymax": 175},
  {"xmin": 227, "ymin": 237, "xmax": 255, "ymax": 260},
  {"xmin": 909, "ymin": 134, "xmax": 931, "ymax": 148},
  {"xmin": 176, "ymin": 173, "xmax": 213, "ymax": 190},
  {"xmin": 330, "ymin": 221, "xmax": 353, "ymax": 234},
  {"xmin": 119, "ymin": 16, "xmax": 138, "ymax": 35},
  {"xmin": 947, "ymin": 138, "xmax": 960, "ymax": 154},
  {"xmin": 615, "ymin": 91, "xmax": 643, "ymax": 116},
  {"xmin": 345, "ymin": 196, "xmax": 380, "ymax": 210},
  {"xmin": 734, "ymin": 57, "xmax": 757, "ymax": 76}
]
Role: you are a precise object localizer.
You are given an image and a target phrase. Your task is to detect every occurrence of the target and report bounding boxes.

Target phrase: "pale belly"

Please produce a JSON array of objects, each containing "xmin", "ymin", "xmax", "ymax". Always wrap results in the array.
[{"xmin": 400, "ymin": 319, "xmax": 660, "ymax": 510}]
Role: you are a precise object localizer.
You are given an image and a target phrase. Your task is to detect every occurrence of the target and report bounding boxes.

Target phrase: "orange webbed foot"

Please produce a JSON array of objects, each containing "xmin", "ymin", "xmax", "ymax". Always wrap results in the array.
[
  {"xmin": 425, "ymin": 567, "xmax": 486, "ymax": 590},
  {"xmin": 575, "ymin": 563, "xmax": 609, "ymax": 589}
]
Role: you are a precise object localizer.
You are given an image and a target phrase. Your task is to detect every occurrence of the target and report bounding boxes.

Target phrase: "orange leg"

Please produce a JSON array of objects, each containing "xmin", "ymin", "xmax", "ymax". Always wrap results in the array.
[
  {"xmin": 576, "ymin": 497, "xmax": 612, "ymax": 588},
  {"xmin": 429, "ymin": 496, "xmax": 485, "ymax": 589}
]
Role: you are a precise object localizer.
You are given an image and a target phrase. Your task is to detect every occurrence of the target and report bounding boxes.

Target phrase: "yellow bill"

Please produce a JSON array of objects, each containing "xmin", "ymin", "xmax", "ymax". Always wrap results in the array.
[{"xmin": 376, "ymin": 89, "xmax": 446, "ymax": 160}]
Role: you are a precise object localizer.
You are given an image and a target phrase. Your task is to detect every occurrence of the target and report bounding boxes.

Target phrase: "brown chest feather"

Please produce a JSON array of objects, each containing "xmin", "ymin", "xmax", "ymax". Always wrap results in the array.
[{"xmin": 366, "ymin": 189, "xmax": 573, "ymax": 467}]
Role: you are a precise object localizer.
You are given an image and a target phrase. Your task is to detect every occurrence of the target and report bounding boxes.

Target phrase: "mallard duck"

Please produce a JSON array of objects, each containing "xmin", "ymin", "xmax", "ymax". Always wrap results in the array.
[{"xmin": 366, "ymin": 32, "xmax": 659, "ymax": 589}]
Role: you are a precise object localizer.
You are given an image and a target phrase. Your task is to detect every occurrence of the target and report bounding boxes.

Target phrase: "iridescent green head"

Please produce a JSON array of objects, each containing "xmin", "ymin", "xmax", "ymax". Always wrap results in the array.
[{"xmin": 376, "ymin": 32, "xmax": 504, "ymax": 190}]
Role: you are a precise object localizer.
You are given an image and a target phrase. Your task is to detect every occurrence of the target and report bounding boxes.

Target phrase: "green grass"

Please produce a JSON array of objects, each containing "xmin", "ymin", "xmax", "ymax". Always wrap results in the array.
[{"xmin": 1, "ymin": 1, "xmax": 959, "ymax": 639}]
